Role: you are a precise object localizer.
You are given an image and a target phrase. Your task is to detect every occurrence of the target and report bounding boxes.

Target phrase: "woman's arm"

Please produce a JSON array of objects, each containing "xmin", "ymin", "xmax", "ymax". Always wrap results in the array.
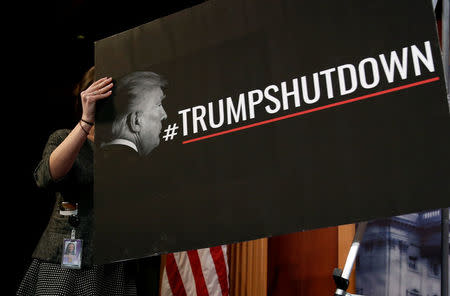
[{"xmin": 49, "ymin": 77, "xmax": 113, "ymax": 180}]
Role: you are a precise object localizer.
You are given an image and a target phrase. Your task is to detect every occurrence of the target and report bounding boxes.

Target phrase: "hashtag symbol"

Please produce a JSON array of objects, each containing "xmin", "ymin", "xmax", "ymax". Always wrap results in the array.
[{"xmin": 162, "ymin": 124, "xmax": 179, "ymax": 141}]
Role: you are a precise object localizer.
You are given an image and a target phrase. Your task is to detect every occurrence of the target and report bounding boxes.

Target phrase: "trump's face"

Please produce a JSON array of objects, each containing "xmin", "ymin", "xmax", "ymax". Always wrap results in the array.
[{"xmin": 138, "ymin": 87, "xmax": 167, "ymax": 155}]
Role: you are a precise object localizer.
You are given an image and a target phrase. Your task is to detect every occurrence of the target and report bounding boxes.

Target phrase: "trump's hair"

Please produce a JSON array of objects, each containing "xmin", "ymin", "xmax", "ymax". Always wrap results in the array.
[
  {"xmin": 111, "ymin": 71, "xmax": 167, "ymax": 139},
  {"xmin": 96, "ymin": 71, "xmax": 167, "ymax": 145}
]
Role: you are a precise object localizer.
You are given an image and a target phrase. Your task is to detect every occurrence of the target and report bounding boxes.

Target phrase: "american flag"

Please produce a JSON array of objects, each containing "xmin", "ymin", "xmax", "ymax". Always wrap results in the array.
[{"xmin": 161, "ymin": 246, "xmax": 229, "ymax": 296}]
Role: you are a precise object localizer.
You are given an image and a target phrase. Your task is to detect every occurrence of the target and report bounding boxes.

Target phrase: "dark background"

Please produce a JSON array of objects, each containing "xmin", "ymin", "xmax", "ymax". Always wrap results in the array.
[
  {"xmin": 9, "ymin": 1, "xmax": 205, "ymax": 294},
  {"xmin": 8, "ymin": 0, "xmax": 444, "ymax": 294}
]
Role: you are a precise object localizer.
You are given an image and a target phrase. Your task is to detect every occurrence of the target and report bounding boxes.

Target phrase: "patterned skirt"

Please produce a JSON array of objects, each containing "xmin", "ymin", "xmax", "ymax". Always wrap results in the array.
[{"xmin": 17, "ymin": 259, "xmax": 137, "ymax": 296}]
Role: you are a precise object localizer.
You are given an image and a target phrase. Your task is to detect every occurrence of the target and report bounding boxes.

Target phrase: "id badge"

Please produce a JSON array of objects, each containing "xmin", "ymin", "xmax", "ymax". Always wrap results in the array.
[{"xmin": 61, "ymin": 238, "xmax": 83, "ymax": 269}]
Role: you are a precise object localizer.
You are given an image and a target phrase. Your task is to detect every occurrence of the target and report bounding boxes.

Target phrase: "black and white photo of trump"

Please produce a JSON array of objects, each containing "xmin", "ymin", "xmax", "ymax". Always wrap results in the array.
[
  {"xmin": 94, "ymin": 69, "xmax": 171, "ymax": 247},
  {"xmin": 94, "ymin": 69, "xmax": 171, "ymax": 223},
  {"xmin": 97, "ymin": 71, "xmax": 168, "ymax": 157},
  {"xmin": 94, "ymin": 70, "xmax": 168, "ymax": 292}
]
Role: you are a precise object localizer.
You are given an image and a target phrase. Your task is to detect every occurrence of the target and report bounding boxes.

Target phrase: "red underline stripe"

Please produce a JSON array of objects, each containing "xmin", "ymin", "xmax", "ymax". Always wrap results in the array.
[{"xmin": 182, "ymin": 77, "xmax": 440, "ymax": 144}]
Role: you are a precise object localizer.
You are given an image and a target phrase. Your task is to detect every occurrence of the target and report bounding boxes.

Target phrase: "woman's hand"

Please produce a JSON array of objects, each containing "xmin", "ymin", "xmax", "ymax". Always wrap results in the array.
[{"xmin": 80, "ymin": 77, "xmax": 113, "ymax": 123}]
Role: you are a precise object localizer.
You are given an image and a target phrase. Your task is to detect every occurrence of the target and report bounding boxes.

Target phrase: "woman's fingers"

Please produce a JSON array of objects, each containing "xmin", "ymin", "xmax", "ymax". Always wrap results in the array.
[
  {"xmin": 80, "ymin": 77, "xmax": 113, "ymax": 122},
  {"xmin": 96, "ymin": 81, "xmax": 114, "ymax": 94},
  {"xmin": 89, "ymin": 83, "xmax": 113, "ymax": 100},
  {"xmin": 83, "ymin": 77, "xmax": 113, "ymax": 101},
  {"xmin": 90, "ymin": 77, "xmax": 110, "ymax": 88},
  {"xmin": 90, "ymin": 90, "xmax": 112, "ymax": 101},
  {"xmin": 86, "ymin": 77, "xmax": 112, "ymax": 93}
]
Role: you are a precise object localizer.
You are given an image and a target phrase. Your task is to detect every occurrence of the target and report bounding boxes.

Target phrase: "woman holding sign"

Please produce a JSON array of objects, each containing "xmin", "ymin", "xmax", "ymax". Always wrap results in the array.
[{"xmin": 16, "ymin": 67, "xmax": 148, "ymax": 295}]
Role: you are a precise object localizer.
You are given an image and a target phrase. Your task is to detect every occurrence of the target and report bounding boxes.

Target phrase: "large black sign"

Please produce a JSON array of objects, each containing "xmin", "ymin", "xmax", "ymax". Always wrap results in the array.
[{"xmin": 94, "ymin": 0, "xmax": 450, "ymax": 264}]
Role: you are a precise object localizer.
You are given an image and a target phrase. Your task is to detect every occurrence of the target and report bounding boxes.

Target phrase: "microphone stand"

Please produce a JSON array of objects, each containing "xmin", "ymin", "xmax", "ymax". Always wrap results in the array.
[{"xmin": 332, "ymin": 221, "xmax": 367, "ymax": 296}]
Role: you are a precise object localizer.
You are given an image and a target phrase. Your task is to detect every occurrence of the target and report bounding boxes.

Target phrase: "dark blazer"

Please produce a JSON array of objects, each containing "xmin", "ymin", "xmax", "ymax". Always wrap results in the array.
[
  {"xmin": 32, "ymin": 130, "xmax": 161, "ymax": 295},
  {"xmin": 32, "ymin": 129, "xmax": 95, "ymax": 266}
]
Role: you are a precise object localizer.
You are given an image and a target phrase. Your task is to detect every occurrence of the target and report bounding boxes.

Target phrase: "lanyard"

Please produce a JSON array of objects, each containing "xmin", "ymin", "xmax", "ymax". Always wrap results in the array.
[
  {"xmin": 60, "ymin": 202, "xmax": 80, "ymax": 239},
  {"xmin": 60, "ymin": 202, "xmax": 83, "ymax": 269}
]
